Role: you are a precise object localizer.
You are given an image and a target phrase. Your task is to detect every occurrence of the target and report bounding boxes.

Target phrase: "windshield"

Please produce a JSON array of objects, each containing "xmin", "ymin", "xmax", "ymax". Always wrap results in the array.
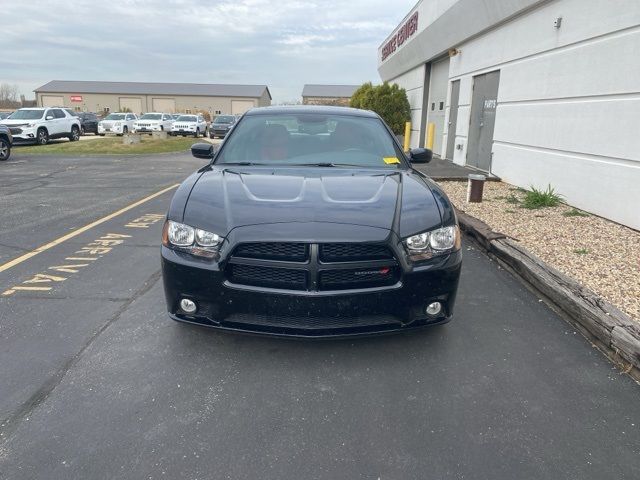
[
  {"xmin": 177, "ymin": 115, "xmax": 197, "ymax": 122},
  {"xmin": 214, "ymin": 115, "xmax": 235, "ymax": 124},
  {"xmin": 9, "ymin": 109, "xmax": 45, "ymax": 120},
  {"xmin": 216, "ymin": 113, "xmax": 405, "ymax": 168},
  {"xmin": 140, "ymin": 114, "xmax": 162, "ymax": 120},
  {"xmin": 104, "ymin": 114, "xmax": 126, "ymax": 120}
]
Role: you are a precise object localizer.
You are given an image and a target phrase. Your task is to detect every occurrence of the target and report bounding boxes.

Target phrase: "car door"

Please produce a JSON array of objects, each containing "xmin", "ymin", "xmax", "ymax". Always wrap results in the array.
[
  {"xmin": 126, "ymin": 114, "xmax": 135, "ymax": 129},
  {"xmin": 163, "ymin": 114, "xmax": 172, "ymax": 130},
  {"xmin": 50, "ymin": 109, "xmax": 67, "ymax": 135}
]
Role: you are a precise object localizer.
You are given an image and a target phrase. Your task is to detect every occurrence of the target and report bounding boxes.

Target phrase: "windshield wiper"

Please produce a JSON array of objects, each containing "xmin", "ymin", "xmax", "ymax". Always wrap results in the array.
[
  {"xmin": 289, "ymin": 162, "xmax": 365, "ymax": 168},
  {"xmin": 220, "ymin": 162, "xmax": 265, "ymax": 166}
]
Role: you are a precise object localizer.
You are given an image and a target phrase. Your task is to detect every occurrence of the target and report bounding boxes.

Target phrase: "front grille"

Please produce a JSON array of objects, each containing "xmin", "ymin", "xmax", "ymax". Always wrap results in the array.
[
  {"xmin": 9, "ymin": 127, "xmax": 22, "ymax": 135},
  {"xmin": 101, "ymin": 122, "xmax": 113, "ymax": 129},
  {"xmin": 226, "ymin": 242, "xmax": 398, "ymax": 292},
  {"xmin": 225, "ymin": 313, "xmax": 401, "ymax": 330},
  {"xmin": 233, "ymin": 242, "xmax": 308, "ymax": 262},
  {"xmin": 320, "ymin": 243, "xmax": 393, "ymax": 262},
  {"xmin": 228, "ymin": 264, "xmax": 307, "ymax": 290},
  {"xmin": 319, "ymin": 266, "xmax": 399, "ymax": 290}
]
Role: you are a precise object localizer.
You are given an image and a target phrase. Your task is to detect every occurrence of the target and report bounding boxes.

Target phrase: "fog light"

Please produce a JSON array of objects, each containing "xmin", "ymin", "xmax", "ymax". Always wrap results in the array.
[
  {"xmin": 426, "ymin": 302, "xmax": 442, "ymax": 316},
  {"xmin": 180, "ymin": 298, "xmax": 197, "ymax": 314}
]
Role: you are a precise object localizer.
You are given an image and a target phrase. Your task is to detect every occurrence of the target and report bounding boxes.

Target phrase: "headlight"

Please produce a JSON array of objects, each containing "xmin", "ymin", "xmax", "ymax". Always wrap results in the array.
[
  {"xmin": 162, "ymin": 220, "xmax": 223, "ymax": 258},
  {"xmin": 403, "ymin": 225, "xmax": 460, "ymax": 261},
  {"xmin": 26, "ymin": 123, "xmax": 36, "ymax": 128}
]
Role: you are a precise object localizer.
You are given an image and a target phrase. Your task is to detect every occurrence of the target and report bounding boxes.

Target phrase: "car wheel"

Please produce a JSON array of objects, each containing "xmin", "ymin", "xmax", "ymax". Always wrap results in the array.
[
  {"xmin": 37, "ymin": 128, "xmax": 49, "ymax": 145},
  {"xmin": 69, "ymin": 125, "xmax": 80, "ymax": 142},
  {"xmin": 0, "ymin": 138, "xmax": 10, "ymax": 161},
  {"xmin": 194, "ymin": 128, "xmax": 200, "ymax": 138}
]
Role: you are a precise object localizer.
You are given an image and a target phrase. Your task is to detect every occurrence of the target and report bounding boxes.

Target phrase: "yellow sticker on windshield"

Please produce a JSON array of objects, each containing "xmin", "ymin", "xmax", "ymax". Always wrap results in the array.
[{"xmin": 383, "ymin": 157, "xmax": 400, "ymax": 164}]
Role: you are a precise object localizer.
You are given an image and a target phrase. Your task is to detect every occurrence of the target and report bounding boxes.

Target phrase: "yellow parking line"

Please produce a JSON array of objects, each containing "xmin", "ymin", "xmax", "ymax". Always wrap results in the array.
[{"xmin": 0, "ymin": 184, "xmax": 178, "ymax": 273}]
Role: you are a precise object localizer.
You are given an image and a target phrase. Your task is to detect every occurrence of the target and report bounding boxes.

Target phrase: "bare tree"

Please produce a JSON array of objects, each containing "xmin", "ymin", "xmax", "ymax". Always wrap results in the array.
[{"xmin": 0, "ymin": 83, "xmax": 20, "ymax": 108}]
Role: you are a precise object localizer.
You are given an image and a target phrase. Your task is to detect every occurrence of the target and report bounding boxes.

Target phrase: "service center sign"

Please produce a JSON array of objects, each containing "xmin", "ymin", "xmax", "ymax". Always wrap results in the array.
[
  {"xmin": 381, "ymin": 11, "xmax": 419, "ymax": 62},
  {"xmin": 70, "ymin": 95, "xmax": 83, "ymax": 102}
]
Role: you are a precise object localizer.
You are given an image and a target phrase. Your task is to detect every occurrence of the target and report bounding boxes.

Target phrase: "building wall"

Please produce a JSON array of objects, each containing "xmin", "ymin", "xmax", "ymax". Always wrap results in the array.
[
  {"xmin": 302, "ymin": 96, "xmax": 351, "ymax": 106},
  {"xmin": 35, "ymin": 92, "xmax": 269, "ymax": 115},
  {"xmin": 446, "ymin": 0, "xmax": 640, "ymax": 229},
  {"xmin": 384, "ymin": 66, "xmax": 426, "ymax": 149}
]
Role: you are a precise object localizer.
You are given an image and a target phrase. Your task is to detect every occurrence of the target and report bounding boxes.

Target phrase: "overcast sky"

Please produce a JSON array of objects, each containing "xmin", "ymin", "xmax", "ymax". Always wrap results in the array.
[{"xmin": 4, "ymin": 0, "xmax": 414, "ymax": 103}]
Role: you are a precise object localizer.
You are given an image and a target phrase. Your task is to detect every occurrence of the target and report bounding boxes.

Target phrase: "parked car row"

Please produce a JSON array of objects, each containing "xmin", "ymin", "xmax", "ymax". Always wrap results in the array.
[{"xmin": 0, "ymin": 107, "xmax": 242, "ymax": 146}]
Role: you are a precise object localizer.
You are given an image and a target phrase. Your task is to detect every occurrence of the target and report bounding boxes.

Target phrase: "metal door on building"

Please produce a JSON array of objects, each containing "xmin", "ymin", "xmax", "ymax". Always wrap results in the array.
[
  {"xmin": 231, "ymin": 100, "xmax": 254, "ymax": 115},
  {"xmin": 152, "ymin": 98, "xmax": 176, "ymax": 113},
  {"xmin": 467, "ymin": 70, "xmax": 500, "ymax": 171},
  {"xmin": 425, "ymin": 56, "xmax": 450, "ymax": 155},
  {"xmin": 445, "ymin": 80, "xmax": 460, "ymax": 160}
]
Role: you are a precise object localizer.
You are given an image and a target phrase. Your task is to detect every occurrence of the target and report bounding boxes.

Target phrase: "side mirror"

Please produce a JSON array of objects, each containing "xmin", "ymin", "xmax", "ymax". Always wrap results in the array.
[
  {"xmin": 409, "ymin": 147, "xmax": 433, "ymax": 163},
  {"xmin": 191, "ymin": 142, "xmax": 215, "ymax": 159},
  {"xmin": 46, "ymin": 115, "xmax": 54, "ymax": 120}
]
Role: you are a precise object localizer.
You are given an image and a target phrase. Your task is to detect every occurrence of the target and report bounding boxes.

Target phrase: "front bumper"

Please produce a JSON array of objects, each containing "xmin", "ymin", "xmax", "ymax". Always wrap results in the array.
[
  {"xmin": 161, "ymin": 245, "xmax": 461, "ymax": 337},
  {"xmin": 10, "ymin": 126, "xmax": 37, "ymax": 142},
  {"xmin": 98, "ymin": 125, "xmax": 124, "ymax": 134},
  {"xmin": 211, "ymin": 128, "xmax": 229, "ymax": 136},
  {"xmin": 134, "ymin": 125, "xmax": 163, "ymax": 133}
]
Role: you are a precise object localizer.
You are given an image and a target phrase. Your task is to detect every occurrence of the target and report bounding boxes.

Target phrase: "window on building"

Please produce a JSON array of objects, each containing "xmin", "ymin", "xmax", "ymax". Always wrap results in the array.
[
  {"xmin": 103, "ymin": 107, "xmax": 110, "ymax": 113},
  {"xmin": 439, "ymin": 101, "xmax": 444, "ymax": 110},
  {"xmin": 431, "ymin": 103, "xmax": 435, "ymax": 111},
  {"xmin": 185, "ymin": 109, "xmax": 192, "ymax": 114},
  {"xmin": 215, "ymin": 110, "xmax": 222, "ymax": 115}
]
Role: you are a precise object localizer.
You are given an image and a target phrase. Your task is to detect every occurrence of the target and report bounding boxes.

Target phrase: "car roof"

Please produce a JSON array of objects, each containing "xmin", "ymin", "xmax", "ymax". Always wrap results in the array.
[{"xmin": 245, "ymin": 105, "xmax": 379, "ymax": 118}]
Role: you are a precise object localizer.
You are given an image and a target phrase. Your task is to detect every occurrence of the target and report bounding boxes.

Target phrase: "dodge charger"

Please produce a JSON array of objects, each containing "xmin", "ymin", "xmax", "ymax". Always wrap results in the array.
[{"xmin": 161, "ymin": 106, "xmax": 461, "ymax": 337}]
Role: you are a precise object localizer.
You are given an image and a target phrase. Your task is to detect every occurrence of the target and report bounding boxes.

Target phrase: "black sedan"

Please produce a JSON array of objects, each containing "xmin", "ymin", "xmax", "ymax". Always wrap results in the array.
[{"xmin": 161, "ymin": 106, "xmax": 461, "ymax": 337}]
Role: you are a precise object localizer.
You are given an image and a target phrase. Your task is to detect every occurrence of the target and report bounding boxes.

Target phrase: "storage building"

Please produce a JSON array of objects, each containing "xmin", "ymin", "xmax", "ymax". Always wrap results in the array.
[{"xmin": 34, "ymin": 81, "xmax": 271, "ymax": 116}]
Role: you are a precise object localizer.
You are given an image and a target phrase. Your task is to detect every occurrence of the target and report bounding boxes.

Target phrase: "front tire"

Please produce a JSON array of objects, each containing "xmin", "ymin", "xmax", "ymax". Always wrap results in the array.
[
  {"xmin": 37, "ymin": 128, "xmax": 49, "ymax": 145},
  {"xmin": 0, "ymin": 138, "xmax": 10, "ymax": 161},
  {"xmin": 69, "ymin": 125, "xmax": 80, "ymax": 141},
  {"xmin": 194, "ymin": 128, "xmax": 200, "ymax": 138}
]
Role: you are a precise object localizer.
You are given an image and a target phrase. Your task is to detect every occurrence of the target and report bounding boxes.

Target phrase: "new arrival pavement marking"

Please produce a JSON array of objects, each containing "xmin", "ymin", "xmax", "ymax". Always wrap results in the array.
[
  {"xmin": 0, "ymin": 184, "xmax": 178, "ymax": 274},
  {"xmin": 2, "ymin": 213, "xmax": 165, "ymax": 297}
]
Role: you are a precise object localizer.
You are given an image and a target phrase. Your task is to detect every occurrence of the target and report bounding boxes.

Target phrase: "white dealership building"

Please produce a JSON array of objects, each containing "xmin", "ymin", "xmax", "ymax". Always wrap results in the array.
[{"xmin": 378, "ymin": 0, "xmax": 640, "ymax": 230}]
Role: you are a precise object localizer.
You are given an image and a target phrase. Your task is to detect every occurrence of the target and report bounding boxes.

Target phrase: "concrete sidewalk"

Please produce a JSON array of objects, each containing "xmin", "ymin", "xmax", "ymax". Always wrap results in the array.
[{"xmin": 414, "ymin": 156, "xmax": 498, "ymax": 180}]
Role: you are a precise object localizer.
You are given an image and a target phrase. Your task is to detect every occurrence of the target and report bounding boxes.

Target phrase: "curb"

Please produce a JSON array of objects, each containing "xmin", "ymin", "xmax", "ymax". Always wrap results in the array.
[{"xmin": 456, "ymin": 208, "xmax": 640, "ymax": 382}]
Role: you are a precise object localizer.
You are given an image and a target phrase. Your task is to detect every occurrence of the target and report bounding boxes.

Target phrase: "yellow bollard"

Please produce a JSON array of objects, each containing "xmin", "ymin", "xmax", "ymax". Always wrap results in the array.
[
  {"xmin": 403, "ymin": 122, "xmax": 411, "ymax": 151},
  {"xmin": 426, "ymin": 122, "xmax": 435, "ymax": 150}
]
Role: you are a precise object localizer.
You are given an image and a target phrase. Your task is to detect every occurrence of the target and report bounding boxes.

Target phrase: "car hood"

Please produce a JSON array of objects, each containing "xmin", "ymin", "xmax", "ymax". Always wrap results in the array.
[
  {"xmin": 0, "ymin": 119, "xmax": 37, "ymax": 126},
  {"xmin": 182, "ymin": 167, "xmax": 443, "ymax": 238}
]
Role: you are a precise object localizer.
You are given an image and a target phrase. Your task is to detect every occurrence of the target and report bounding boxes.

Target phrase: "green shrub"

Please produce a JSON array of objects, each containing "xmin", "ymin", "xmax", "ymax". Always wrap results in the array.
[
  {"xmin": 573, "ymin": 248, "xmax": 589, "ymax": 255},
  {"xmin": 522, "ymin": 185, "xmax": 562, "ymax": 209},
  {"xmin": 350, "ymin": 82, "xmax": 410, "ymax": 135}
]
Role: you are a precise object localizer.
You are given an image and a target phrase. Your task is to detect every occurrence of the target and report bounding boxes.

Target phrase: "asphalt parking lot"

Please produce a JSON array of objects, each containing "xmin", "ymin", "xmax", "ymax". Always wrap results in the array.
[{"xmin": 0, "ymin": 150, "xmax": 638, "ymax": 479}]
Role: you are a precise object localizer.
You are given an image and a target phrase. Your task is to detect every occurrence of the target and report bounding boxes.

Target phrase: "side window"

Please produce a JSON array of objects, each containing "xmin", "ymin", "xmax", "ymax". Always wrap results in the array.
[
  {"xmin": 52, "ymin": 109, "xmax": 65, "ymax": 119},
  {"xmin": 126, "ymin": 114, "xmax": 134, "ymax": 121}
]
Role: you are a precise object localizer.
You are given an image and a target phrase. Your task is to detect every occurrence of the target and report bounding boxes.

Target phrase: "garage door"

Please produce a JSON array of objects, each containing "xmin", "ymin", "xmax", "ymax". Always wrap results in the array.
[
  {"xmin": 231, "ymin": 100, "xmax": 255, "ymax": 115},
  {"xmin": 119, "ymin": 97, "xmax": 143, "ymax": 114},
  {"xmin": 41, "ymin": 95, "xmax": 64, "ymax": 107},
  {"xmin": 151, "ymin": 98, "xmax": 175, "ymax": 113}
]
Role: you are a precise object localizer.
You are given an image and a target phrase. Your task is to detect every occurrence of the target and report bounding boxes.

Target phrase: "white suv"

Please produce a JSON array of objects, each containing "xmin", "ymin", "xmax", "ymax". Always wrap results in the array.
[
  {"xmin": 0, "ymin": 107, "xmax": 81, "ymax": 145},
  {"xmin": 170, "ymin": 114, "xmax": 208, "ymax": 137},
  {"xmin": 133, "ymin": 113, "xmax": 174, "ymax": 134},
  {"xmin": 98, "ymin": 112, "xmax": 138, "ymax": 136}
]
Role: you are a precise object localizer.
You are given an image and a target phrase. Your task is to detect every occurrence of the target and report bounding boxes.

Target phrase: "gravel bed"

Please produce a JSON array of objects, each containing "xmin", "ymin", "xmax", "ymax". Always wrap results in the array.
[{"xmin": 438, "ymin": 181, "xmax": 640, "ymax": 322}]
